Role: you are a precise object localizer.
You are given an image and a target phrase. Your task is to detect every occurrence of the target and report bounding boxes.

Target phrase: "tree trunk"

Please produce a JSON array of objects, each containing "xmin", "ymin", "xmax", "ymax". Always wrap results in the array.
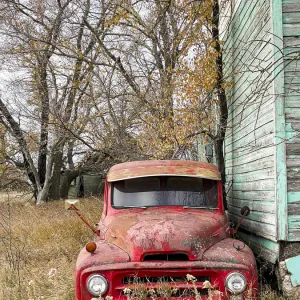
[
  {"xmin": 36, "ymin": 179, "xmax": 51, "ymax": 205},
  {"xmin": 36, "ymin": 152, "xmax": 54, "ymax": 204},
  {"xmin": 212, "ymin": 0, "xmax": 228, "ymax": 208},
  {"xmin": 37, "ymin": 61, "xmax": 50, "ymax": 186},
  {"xmin": 49, "ymin": 149, "xmax": 64, "ymax": 200},
  {"xmin": 59, "ymin": 169, "xmax": 80, "ymax": 199},
  {"xmin": 214, "ymin": 138, "xmax": 227, "ymax": 209},
  {"xmin": 0, "ymin": 98, "xmax": 42, "ymax": 197}
]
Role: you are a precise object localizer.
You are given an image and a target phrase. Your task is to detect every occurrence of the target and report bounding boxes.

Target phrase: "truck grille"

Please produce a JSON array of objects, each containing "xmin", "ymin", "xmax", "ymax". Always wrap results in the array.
[
  {"xmin": 122, "ymin": 276, "xmax": 210, "ymax": 284},
  {"xmin": 118, "ymin": 274, "xmax": 214, "ymax": 298},
  {"xmin": 110, "ymin": 269, "xmax": 221, "ymax": 299},
  {"xmin": 121, "ymin": 286, "xmax": 209, "ymax": 297}
]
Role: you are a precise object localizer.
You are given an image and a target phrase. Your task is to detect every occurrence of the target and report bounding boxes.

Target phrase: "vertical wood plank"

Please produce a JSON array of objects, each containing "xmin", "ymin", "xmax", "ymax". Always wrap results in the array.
[{"xmin": 272, "ymin": 0, "xmax": 288, "ymax": 241}]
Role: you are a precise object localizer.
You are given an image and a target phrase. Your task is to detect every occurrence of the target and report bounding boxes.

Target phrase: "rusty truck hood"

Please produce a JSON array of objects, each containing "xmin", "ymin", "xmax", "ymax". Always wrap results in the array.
[{"xmin": 103, "ymin": 209, "xmax": 228, "ymax": 261}]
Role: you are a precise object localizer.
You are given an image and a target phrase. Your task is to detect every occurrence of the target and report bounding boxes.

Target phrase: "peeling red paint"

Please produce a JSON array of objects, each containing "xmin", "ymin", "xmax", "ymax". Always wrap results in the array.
[
  {"xmin": 103, "ymin": 209, "xmax": 229, "ymax": 261},
  {"xmin": 74, "ymin": 160, "xmax": 257, "ymax": 300},
  {"xmin": 107, "ymin": 160, "xmax": 221, "ymax": 182}
]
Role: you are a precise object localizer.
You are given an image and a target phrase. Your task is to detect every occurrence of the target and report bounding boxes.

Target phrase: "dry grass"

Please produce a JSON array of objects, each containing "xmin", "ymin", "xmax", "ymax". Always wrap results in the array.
[
  {"xmin": 0, "ymin": 192, "xmax": 102, "ymax": 300},
  {"xmin": 0, "ymin": 191, "xmax": 34, "ymax": 203},
  {"xmin": 0, "ymin": 192, "xmax": 287, "ymax": 300},
  {"xmin": 259, "ymin": 285, "xmax": 285, "ymax": 300}
]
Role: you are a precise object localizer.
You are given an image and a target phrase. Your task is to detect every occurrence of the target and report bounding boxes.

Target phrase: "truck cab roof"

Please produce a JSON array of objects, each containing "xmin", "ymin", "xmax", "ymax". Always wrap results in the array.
[{"xmin": 107, "ymin": 160, "xmax": 221, "ymax": 182}]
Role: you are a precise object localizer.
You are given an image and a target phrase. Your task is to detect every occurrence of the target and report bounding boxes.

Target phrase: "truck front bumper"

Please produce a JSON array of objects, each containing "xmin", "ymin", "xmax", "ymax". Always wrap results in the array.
[{"xmin": 76, "ymin": 261, "xmax": 257, "ymax": 300}]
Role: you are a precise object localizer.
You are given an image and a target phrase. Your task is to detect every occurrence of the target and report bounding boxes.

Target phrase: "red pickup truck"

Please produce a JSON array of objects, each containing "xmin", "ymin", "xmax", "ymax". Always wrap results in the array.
[{"xmin": 72, "ymin": 160, "xmax": 257, "ymax": 300}]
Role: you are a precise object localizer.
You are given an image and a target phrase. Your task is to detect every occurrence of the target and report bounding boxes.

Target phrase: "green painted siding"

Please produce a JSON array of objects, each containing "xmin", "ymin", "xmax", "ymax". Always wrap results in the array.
[
  {"xmin": 238, "ymin": 231, "xmax": 280, "ymax": 264},
  {"xmin": 222, "ymin": 0, "xmax": 300, "ymax": 262},
  {"xmin": 222, "ymin": 0, "xmax": 300, "ymax": 263},
  {"xmin": 273, "ymin": 0, "xmax": 288, "ymax": 241},
  {"xmin": 221, "ymin": 0, "xmax": 278, "ymax": 261},
  {"xmin": 283, "ymin": 0, "xmax": 300, "ymax": 241}
]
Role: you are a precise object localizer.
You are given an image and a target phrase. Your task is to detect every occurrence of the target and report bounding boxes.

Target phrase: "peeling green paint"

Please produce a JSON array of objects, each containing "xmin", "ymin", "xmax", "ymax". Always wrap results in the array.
[
  {"xmin": 288, "ymin": 216, "xmax": 300, "ymax": 229},
  {"xmin": 272, "ymin": 0, "xmax": 288, "ymax": 241},
  {"xmin": 238, "ymin": 230, "xmax": 279, "ymax": 263},
  {"xmin": 283, "ymin": 0, "xmax": 300, "ymax": 242},
  {"xmin": 286, "ymin": 255, "xmax": 300, "ymax": 286},
  {"xmin": 286, "ymin": 123, "xmax": 298, "ymax": 133},
  {"xmin": 288, "ymin": 192, "xmax": 300, "ymax": 204}
]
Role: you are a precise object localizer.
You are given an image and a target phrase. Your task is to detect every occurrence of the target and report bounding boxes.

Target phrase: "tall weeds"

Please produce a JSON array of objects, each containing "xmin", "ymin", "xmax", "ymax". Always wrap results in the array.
[{"xmin": 0, "ymin": 193, "xmax": 102, "ymax": 300}]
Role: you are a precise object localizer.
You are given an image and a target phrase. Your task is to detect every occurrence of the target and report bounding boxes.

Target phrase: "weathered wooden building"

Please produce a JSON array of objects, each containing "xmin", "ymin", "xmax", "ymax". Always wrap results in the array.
[{"xmin": 220, "ymin": 0, "xmax": 300, "ymax": 290}]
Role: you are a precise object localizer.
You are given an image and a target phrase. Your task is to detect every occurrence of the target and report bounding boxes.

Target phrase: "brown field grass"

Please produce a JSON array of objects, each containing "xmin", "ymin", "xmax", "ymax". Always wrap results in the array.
[
  {"xmin": 0, "ymin": 192, "xmax": 286, "ymax": 300},
  {"xmin": 0, "ymin": 193, "xmax": 101, "ymax": 300}
]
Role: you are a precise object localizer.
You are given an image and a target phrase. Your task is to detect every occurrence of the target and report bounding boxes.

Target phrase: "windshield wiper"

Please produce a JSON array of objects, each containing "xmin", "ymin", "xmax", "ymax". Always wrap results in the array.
[
  {"xmin": 183, "ymin": 206, "xmax": 218, "ymax": 209},
  {"xmin": 113, "ymin": 205, "xmax": 147, "ymax": 209}
]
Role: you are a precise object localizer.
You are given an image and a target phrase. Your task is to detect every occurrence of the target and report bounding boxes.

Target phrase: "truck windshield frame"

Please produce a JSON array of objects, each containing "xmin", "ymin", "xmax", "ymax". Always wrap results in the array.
[{"xmin": 111, "ymin": 176, "xmax": 218, "ymax": 208}]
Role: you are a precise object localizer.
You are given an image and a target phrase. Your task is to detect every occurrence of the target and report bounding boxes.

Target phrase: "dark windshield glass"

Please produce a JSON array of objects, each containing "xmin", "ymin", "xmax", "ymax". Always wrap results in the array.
[{"xmin": 112, "ymin": 176, "xmax": 218, "ymax": 208}]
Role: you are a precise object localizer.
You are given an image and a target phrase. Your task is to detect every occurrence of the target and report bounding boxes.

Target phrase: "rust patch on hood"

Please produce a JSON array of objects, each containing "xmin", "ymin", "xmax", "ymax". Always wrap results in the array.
[
  {"xmin": 128, "ymin": 219, "xmax": 177, "ymax": 249},
  {"xmin": 105, "ymin": 210, "xmax": 227, "ymax": 261},
  {"xmin": 203, "ymin": 238, "xmax": 257, "ymax": 271}
]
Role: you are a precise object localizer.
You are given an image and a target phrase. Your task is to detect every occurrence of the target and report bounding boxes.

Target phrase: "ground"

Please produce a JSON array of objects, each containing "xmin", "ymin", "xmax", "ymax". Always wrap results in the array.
[{"xmin": 0, "ymin": 192, "xmax": 288, "ymax": 299}]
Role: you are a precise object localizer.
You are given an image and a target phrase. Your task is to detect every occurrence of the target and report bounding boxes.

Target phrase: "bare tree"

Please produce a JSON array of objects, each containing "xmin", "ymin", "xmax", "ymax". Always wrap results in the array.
[
  {"xmin": 0, "ymin": 0, "xmax": 230, "ymax": 203},
  {"xmin": 0, "ymin": 0, "xmax": 107, "ymax": 202},
  {"xmin": 84, "ymin": 0, "xmax": 215, "ymax": 158}
]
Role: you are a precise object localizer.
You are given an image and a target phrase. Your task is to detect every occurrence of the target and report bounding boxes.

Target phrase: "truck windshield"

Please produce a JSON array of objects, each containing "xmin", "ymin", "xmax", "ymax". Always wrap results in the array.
[{"xmin": 112, "ymin": 176, "xmax": 218, "ymax": 208}]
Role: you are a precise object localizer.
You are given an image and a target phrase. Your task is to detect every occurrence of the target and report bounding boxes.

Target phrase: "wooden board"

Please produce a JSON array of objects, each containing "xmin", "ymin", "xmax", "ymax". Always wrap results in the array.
[
  {"xmin": 226, "ymin": 97, "xmax": 274, "ymax": 139},
  {"xmin": 226, "ymin": 121, "xmax": 274, "ymax": 150},
  {"xmin": 283, "ymin": 1, "xmax": 300, "ymax": 242},
  {"xmin": 227, "ymin": 190, "xmax": 275, "ymax": 201},
  {"xmin": 228, "ymin": 212, "xmax": 276, "ymax": 237},
  {"xmin": 283, "ymin": 2, "xmax": 300, "ymax": 13},
  {"xmin": 283, "ymin": 24, "xmax": 300, "ymax": 36},
  {"xmin": 228, "ymin": 168, "xmax": 274, "ymax": 183},
  {"xmin": 229, "ymin": 204, "xmax": 276, "ymax": 224},
  {"xmin": 226, "ymin": 156, "xmax": 274, "ymax": 174},
  {"xmin": 288, "ymin": 191, "xmax": 300, "ymax": 203},
  {"xmin": 283, "ymin": 12, "xmax": 300, "ymax": 24},
  {"xmin": 225, "ymin": 147, "xmax": 274, "ymax": 167},
  {"xmin": 227, "ymin": 198, "xmax": 275, "ymax": 213},
  {"xmin": 232, "ymin": 179, "xmax": 275, "ymax": 191},
  {"xmin": 237, "ymin": 230, "xmax": 279, "ymax": 263},
  {"xmin": 225, "ymin": 135, "xmax": 274, "ymax": 159}
]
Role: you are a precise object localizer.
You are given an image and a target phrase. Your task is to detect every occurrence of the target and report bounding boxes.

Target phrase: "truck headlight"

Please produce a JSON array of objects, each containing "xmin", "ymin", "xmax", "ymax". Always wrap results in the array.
[
  {"xmin": 225, "ymin": 272, "xmax": 247, "ymax": 294},
  {"xmin": 87, "ymin": 274, "xmax": 108, "ymax": 296}
]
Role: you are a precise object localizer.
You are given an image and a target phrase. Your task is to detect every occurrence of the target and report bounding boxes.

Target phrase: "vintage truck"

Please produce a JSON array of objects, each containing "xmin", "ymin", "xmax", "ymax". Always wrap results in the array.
[{"xmin": 69, "ymin": 160, "xmax": 258, "ymax": 300}]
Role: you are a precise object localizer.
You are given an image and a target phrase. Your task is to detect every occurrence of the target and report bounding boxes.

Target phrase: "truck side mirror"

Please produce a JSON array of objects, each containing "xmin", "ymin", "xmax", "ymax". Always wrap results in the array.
[
  {"xmin": 65, "ymin": 199, "xmax": 80, "ymax": 210},
  {"xmin": 230, "ymin": 206, "xmax": 251, "ymax": 235},
  {"xmin": 240, "ymin": 206, "xmax": 250, "ymax": 216}
]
